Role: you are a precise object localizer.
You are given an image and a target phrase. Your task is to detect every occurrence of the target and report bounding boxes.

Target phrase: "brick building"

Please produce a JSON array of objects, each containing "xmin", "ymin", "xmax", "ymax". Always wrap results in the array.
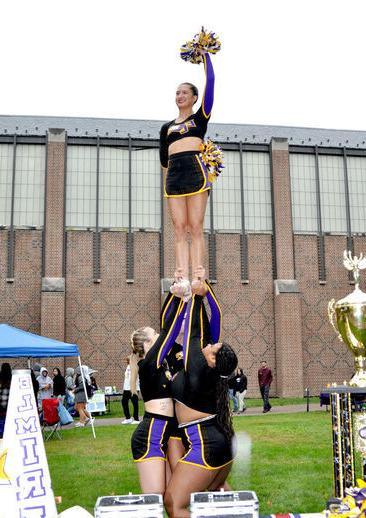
[{"xmin": 1, "ymin": 114, "xmax": 366, "ymax": 397}]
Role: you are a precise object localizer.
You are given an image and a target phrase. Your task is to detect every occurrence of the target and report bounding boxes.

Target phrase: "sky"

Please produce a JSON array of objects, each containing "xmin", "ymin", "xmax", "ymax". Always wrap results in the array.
[{"xmin": 2, "ymin": 0, "xmax": 366, "ymax": 131}]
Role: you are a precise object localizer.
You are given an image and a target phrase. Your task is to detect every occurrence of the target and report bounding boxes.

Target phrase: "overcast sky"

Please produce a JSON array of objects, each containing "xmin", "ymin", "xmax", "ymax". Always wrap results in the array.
[{"xmin": 2, "ymin": 0, "xmax": 366, "ymax": 131}]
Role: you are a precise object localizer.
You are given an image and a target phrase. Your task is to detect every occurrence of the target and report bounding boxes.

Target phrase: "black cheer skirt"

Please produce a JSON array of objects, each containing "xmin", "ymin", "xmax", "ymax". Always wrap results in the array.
[{"xmin": 164, "ymin": 151, "xmax": 211, "ymax": 198}]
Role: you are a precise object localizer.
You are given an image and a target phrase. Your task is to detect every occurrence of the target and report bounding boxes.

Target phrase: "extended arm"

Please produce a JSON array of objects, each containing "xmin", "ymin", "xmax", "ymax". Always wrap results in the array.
[
  {"xmin": 145, "ymin": 293, "xmax": 187, "ymax": 368},
  {"xmin": 205, "ymin": 281, "xmax": 221, "ymax": 343},
  {"xmin": 183, "ymin": 295, "xmax": 208, "ymax": 373},
  {"xmin": 201, "ymin": 53, "xmax": 215, "ymax": 119}
]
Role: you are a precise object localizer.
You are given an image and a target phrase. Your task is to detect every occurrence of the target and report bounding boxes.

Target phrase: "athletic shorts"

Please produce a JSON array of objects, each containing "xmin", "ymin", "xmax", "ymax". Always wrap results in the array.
[
  {"xmin": 131, "ymin": 412, "xmax": 177, "ymax": 462},
  {"xmin": 165, "ymin": 151, "xmax": 211, "ymax": 198},
  {"xmin": 179, "ymin": 417, "xmax": 234, "ymax": 469}
]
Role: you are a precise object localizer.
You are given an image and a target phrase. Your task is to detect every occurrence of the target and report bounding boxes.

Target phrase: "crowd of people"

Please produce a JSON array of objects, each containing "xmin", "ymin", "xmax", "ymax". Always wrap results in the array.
[{"xmin": 0, "ymin": 362, "xmax": 102, "ymax": 436}]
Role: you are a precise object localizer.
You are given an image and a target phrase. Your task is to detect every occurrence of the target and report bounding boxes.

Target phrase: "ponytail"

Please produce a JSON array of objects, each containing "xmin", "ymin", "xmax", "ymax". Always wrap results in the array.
[
  {"xmin": 215, "ymin": 342, "xmax": 238, "ymax": 440},
  {"xmin": 129, "ymin": 353, "xmax": 139, "ymax": 396},
  {"xmin": 130, "ymin": 327, "xmax": 149, "ymax": 395}
]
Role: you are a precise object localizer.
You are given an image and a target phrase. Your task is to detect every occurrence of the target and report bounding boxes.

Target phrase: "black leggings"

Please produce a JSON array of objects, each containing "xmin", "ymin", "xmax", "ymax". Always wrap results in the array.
[{"xmin": 121, "ymin": 390, "xmax": 139, "ymax": 420}]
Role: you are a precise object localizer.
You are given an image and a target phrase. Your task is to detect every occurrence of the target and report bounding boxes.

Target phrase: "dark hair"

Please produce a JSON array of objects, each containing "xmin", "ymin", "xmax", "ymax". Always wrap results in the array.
[
  {"xmin": 215, "ymin": 343, "xmax": 238, "ymax": 440},
  {"xmin": 53, "ymin": 367, "xmax": 62, "ymax": 376},
  {"xmin": 0, "ymin": 362, "xmax": 12, "ymax": 388},
  {"xmin": 182, "ymin": 82, "xmax": 199, "ymax": 103}
]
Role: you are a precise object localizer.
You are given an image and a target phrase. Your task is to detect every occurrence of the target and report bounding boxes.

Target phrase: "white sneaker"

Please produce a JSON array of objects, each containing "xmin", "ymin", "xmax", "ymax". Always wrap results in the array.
[
  {"xmin": 121, "ymin": 418, "xmax": 133, "ymax": 424},
  {"xmin": 75, "ymin": 422, "xmax": 85, "ymax": 427},
  {"xmin": 85, "ymin": 417, "xmax": 95, "ymax": 426},
  {"xmin": 131, "ymin": 419, "xmax": 140, "ymax": 424}
]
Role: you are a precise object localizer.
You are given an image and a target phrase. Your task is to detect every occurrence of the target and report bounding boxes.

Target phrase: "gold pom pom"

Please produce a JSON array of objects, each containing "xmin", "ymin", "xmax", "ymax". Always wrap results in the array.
[
  {"xmin": 199, "ymin": 140, "xmax": 224, "ymax": 181},
  {"xmin": 181, "ymin": 27, "xmax": 221, "ymax": 64}
]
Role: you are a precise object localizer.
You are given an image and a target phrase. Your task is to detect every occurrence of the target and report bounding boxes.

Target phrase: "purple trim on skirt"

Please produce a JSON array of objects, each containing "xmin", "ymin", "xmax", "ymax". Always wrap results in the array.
[
  {"xmin": 143, "ymin": 418, "xmax": 167, "ymax": 460},
  {"xmin": 197, "ymin": 154, "xmax": 212, "ymax": 191},
  {"xmin": 182, "ymin": 424, "xmax": 205, "ymax": 466}
]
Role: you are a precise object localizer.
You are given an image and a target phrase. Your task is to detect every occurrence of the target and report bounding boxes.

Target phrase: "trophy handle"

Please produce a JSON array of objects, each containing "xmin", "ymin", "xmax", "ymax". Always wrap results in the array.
[{"xmin": 328, "ymin": 299, "xmax": 343, "ymax": 342}]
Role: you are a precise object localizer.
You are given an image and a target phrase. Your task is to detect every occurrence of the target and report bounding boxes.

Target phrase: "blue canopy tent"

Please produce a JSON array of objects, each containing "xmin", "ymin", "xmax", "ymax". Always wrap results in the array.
[
  {"xmin": 0, "ymin": 324, "xmax": 96, "ymax": 438},
  {"xmin": 0, "ymin": 324, "xmax": 79, "ymax": 357}
]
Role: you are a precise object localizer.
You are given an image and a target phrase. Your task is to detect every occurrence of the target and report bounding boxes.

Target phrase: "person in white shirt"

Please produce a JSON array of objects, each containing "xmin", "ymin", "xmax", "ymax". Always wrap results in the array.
[
  {"xmin": 37, "ymin": 367, "xmax": 53, "ymax": 405},
  {"xmin": 121, "ymin": 356, "xmax": 140, "ymax": 424}
]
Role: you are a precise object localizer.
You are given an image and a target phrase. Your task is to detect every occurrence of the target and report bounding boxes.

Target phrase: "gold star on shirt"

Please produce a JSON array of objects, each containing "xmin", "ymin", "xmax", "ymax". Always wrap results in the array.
[{"xmin": 0, "ymin": 449, "xmax": 10, "ymax": 483}]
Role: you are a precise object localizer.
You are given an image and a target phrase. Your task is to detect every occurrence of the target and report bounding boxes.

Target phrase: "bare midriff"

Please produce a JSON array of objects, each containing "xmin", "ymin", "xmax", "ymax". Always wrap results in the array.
[
  {"xmin": 168, "ymin": 136, "xmax": 202, "ymax": 156},
  {"xmin": 144, "ymin": 398, "xmax": 174, "ymax": 417},
  {"xmin": 174, "ymin": 400, "xmax": 212, "ymax": 425}
]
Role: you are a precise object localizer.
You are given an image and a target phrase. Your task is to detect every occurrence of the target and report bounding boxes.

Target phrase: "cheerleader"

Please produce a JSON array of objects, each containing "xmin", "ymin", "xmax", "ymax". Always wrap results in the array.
[{"xmin": 160, "ymin": 36, "xmax": 216, "ymax": 291}]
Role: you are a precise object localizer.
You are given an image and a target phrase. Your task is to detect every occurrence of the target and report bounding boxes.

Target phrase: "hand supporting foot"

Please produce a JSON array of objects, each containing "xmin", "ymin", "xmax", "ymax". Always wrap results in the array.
[
  {"xmin": 170, "ymin": 268, "xmax": 192, "ymax": 302},
  {"xmin": 191, "ymin": 266, "xmax": 208, "ymax": 296}
]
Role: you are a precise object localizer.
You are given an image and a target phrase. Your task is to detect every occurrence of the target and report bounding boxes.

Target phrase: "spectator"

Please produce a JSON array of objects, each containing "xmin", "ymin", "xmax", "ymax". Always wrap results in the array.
[
  {"xmin": 121, "ymin": 356, "xmax": 139, "ymax": 424},
  {"xmin": 52, "ymin": 367, "xmax": 66, "ymax": 399},
  {"xmin": 65, "ymin": 367, "xmax": 75, "ymax": 390},
  {"xmin": 0, "ymin": 363, "xmax": 12, "ymax": 438},
  {"xmin": 64, "ymin": 367, "xmax": 75, "ymax": 415},
  {"xmin": 228, "ymin": 372, "xmax": 239, "ymax": 414},
  {"xmin": 37, "ymin": 367, "xmax": 53, "ymax": 403},
  {"xmin": 73, "ymin": 365, "xmax": 93, "ymax": 428},
  {"xmin": 235, "ymin": 368, "xmax": 248, "ymax": 413},
  {"xmin": 258, "ymin": 360, "xmax": 273, "ymax": 413}
]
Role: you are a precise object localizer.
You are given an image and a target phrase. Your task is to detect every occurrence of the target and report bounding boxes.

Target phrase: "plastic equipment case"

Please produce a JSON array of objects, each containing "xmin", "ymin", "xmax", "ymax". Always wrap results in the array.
[
  {"xmin": 190, "ymin": 490, "xmax": 259, "ymax": 517},
  {"xmin": 94, "ymin": 494, "xmax": 163, "ymax": 517}
]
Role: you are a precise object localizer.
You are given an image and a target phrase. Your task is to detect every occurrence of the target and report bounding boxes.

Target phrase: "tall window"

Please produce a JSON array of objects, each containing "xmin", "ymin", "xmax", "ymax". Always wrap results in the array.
[
  {"xmin": 211, "ymin": 150, "xmax": 242, "ymax": 231},
  {"xmin": 318, "ymin": 155, "xmax": 347, "ymax": 233},
  {"xmin": 243, "ymin": 152, "xmax": 272, "ymax": 232},
  {"xmin": 290, "ymin": 153, "xmax": 318, "ymax": 233},
  {"xmin": 99, "ymin": 146, "xmax": 129, "ymax": 229},
  {"xmin": 0, "ymin": 144, "xmax": 45, "ymax": 227},
  {"xmin": 347, "ymin": 156, "xmax": 366, "ymax": 233},
  {"xmin": 0, "ymin": 144, "xmax": 13, "ymax": 226},
  {"xmin": 13, "ymin": 145, "xmax": 45, "ymax": 227},
  {"xmin": 66, "ymin": 145, "xmax": 97, "ymax": 228},
  {"xmin": 131, "ymin": 148, "xmax": 161, "ymax": 230}
]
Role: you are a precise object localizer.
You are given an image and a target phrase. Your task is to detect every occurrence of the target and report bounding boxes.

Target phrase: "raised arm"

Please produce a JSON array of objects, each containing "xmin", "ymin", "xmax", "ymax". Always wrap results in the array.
[
  {"xmin": 205, "ymin": 281, "xmax": 222, "ymax": 343},
  {"xmin": 147, "ymin": 293, "xmax": 187, "ymax": 369},
  {"xmin": 201, "ymin": 53, "xmax": 215, "ymax": 119},
  {"xmin": 183, "ymin": 295, "xmax": 208, "ymax": 373}
]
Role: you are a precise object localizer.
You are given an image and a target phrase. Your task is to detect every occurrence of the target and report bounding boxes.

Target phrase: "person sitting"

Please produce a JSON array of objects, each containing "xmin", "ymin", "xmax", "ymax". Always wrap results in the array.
[{"xmin": 37, "ymin": 367, "xmax": 53, "ymax": 407}]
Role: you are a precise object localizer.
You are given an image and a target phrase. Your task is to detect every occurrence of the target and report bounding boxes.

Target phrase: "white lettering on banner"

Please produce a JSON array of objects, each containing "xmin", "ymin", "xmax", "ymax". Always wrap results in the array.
[
  {"xmin": 18, "ymin": 394, "xmax": 34, "ymax": 413},
  {"xmin": 0, "ymin": 370, "xmax": 57, "ymax": 518},
  {"xmin": 20, "ymin": 438, "xmax": 39, "ymax": 467},
  {"xmin": 17, "ymin": 469, "xmax": 46, "ymax": 500},
  {"xmin": 15, "ymin": 417, "xmax": 38, "ymax": 435},
  {"xmin": 21, "ymin": 506, "xmax": 46, "ymax": 518}
]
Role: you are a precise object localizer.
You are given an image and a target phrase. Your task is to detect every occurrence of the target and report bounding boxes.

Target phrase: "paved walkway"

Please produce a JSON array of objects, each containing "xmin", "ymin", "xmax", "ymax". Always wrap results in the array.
[{"xmin": 72, "ymin": 402, "xmax": 325, "ymax": 428}]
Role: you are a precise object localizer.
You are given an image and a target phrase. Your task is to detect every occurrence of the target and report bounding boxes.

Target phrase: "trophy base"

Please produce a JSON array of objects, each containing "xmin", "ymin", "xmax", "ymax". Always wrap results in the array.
[{"xmin": 350, "ymin": 372, "xmax": 366, "ymax": 388}]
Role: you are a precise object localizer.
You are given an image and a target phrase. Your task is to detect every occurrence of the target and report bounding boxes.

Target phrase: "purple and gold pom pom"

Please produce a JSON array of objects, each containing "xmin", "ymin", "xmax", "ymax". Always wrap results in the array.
[
  {"xmin": 199, "ymin": 140, "xmax": 224, "ymax": 182},
  {"xmin": 180, "ymin": 27, "xmax": 221, "ymax": 64}
]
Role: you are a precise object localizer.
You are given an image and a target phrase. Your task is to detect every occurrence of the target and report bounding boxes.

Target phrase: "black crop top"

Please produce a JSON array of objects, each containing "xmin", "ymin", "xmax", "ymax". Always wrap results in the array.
[
  {"xmin": 171, "ymin": 295, "xmax": 219, "ymax": 415},
  {"xmin": 138, "ymin": 294, "xmax": 183, "ymax": 403},
  {"xmin": 159, "ymin": 53, "xmax": 215, "ymax": 168}
]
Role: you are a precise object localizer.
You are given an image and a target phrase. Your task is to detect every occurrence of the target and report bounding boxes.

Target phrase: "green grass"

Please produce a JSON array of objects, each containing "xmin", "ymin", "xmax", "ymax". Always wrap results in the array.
[
  {"xmin": 97, "ymin": 396, "xmax": 313, "ymax": 419},
  {"xmin": 47, "ymin": 410, "xmax": 336, "ymax": 515}
]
